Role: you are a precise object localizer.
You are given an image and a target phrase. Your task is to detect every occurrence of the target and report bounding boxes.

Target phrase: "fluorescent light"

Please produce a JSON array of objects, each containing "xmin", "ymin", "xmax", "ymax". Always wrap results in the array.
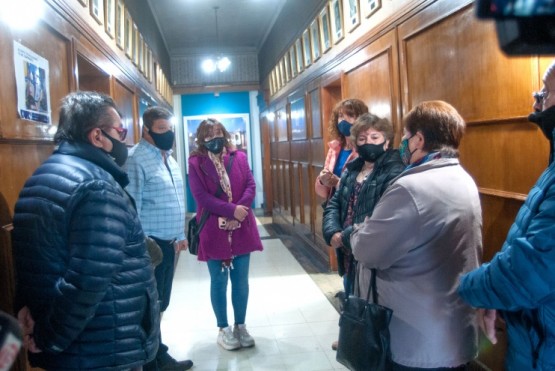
[
  {"xmin": 0, "ymin": 0, "xmax": 44, "ymax": 30},
  {"xmin": 217, "ymin": 57, "xmax": 230, "ymax": 72}
]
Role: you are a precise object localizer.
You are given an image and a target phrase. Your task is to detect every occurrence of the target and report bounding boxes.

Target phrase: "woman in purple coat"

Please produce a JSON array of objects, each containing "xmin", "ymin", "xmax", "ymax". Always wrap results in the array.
[{"xmin": 188, "ymin": 118, "xmax": 263, "ymax": 351}]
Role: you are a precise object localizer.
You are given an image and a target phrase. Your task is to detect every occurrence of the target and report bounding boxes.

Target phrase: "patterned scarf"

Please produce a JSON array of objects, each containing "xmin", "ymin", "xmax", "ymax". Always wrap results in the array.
[{"xmin": 208, "ymin": 150, "xmax": 232, "ymax": 202}]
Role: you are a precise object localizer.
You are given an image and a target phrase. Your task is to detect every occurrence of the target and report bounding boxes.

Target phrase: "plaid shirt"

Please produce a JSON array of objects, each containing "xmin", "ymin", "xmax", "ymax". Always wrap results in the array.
[{"xmin": 125, "ymin": 139, "xmax": 186, "ymax": 241}]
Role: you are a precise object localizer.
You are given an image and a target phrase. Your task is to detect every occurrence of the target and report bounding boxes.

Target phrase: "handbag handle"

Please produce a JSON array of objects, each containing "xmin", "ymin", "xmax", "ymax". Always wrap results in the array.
[
  {"xmin": 196, "ymin": 153, "xmax": 236, "ymax": 231},
  {"xmin": 360, "ymin": 268, "xmax": 379, "ymax": 305}
]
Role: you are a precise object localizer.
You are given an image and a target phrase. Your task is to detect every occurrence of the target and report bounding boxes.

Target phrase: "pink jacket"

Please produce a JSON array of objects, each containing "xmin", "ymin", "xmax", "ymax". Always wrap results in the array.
[
  {"xmin": 315, "ymin": 139, "xmax": 358, "ymax": 199},
  {"xmin": 188, "ymin": 150, "xmax": 263, "ymax": 261}
]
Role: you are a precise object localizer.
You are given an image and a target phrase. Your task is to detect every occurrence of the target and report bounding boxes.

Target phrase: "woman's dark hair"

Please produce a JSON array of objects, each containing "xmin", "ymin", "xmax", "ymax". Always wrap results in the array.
[
  {"xmin": 192, "ymin": 118, "xmax": 234, "ymax": 155},
  {"xmin": 403, "ymin": 100, "xmax": 465, "ymax": 157},
  {"xmin": 54, "ymin": 91, "xmax": 121, "ymax": 144},
  {"xmin": 350, "ymin": 113, "xmax": 394, "ymax": 149},
  {"xmin": 143, "ymin": 106, "xmax": 172, "ymax": 130},
  {"xmin": 329, "ymin": 99, "xmax": 368, "ymax": 147}
]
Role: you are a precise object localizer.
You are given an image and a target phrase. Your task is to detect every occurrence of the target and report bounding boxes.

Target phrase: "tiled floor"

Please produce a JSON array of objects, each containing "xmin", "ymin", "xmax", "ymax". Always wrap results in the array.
[{"xmin": 160, "ymin": 219, "xmax": 347, "ymax": 371}]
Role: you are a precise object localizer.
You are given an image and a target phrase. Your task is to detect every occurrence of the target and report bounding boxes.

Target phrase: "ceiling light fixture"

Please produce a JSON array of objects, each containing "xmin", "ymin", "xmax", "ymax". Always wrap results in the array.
[{"xmin": 201, "ymin": 6, "xmax": 231, "ymax": 74}]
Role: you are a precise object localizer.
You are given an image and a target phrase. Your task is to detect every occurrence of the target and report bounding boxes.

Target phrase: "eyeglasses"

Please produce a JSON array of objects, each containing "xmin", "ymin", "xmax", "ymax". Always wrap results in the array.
[
  {"xmin": 111, "ymin": 126, "xmax": 128, "ymax": 141},
  {"xmin": 533, "ymin": 90, "xmax": 555, "ymax": 106}
]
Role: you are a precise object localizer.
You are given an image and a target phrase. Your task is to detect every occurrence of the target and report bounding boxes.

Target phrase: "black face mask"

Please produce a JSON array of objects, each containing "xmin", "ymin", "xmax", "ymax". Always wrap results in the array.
[
  {"xmin": 529, "ymin": 105, "xmax": 555, "ymax": 140},
  {"xmin": 101, "ymin": 130, "xmax": 128, "ymax": 166},
  {"xmin": 149, "ymin": 130, "xmax": 175, "ymax": 151},
  {"xmin": 205, "ymin": 137, "xmax": 225, "ymax": 154},
  {"xmin": 357, "ymin": 141, "xmax": 386, "ymax": 162}
]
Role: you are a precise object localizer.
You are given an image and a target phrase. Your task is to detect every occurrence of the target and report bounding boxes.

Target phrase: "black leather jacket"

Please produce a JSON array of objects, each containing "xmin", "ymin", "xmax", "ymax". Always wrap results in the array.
[{"xmin": 322, "ymin": 149, "xmax": 405, "ymax": 276}]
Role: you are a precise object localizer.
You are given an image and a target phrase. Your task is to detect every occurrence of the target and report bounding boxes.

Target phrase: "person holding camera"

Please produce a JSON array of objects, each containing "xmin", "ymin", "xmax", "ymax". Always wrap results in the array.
[{"xmin": 188, "ymin": 118, "xmax": 263, "ymax": 351}]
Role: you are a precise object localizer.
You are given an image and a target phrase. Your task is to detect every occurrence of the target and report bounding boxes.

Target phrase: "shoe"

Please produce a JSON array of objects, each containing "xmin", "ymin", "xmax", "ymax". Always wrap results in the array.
[
  {"xmin": 331, "ymin": 340, "xmax": 338, "ymax": 351},
  {"xmin": 218, "ymin": 326, "xmax": 241, "ymax": 350},
  {"xmin": 158, "ymin": 354, "xmax": 193, "ymax": 371},
  {"xmin": 233, "ymin": 324, "xmax": 255, "ymax": 348}
]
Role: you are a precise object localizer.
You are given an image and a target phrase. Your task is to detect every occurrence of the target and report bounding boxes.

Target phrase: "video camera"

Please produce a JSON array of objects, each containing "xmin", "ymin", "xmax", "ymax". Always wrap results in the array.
[{"xmin": 475, "ymin": 0, "xmax": 555, "ymax": 55}]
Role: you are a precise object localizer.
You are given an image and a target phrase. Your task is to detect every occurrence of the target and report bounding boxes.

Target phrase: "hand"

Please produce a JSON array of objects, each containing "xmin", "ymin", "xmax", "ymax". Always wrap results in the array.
[
  {"xmin": 320, "ymin": 171, "xmax": 339, "ymax": 188},
  {"xmin": 225, "ymin": 219, "xmax": 241, "ymax": 231},
  {"xmin": 175, "ymin": 239, "xmax": 188, "ymax": 253},
  {"xmin": 233, "ymin": 205, "xmax": 249, "ymax": 222},
  {"xmin": 478, "ymin": 308, "xmax": 498, "ymax": 345},
  {"xmin": 319, "ymin": 170, "xmax": 339, "ymax": 188},
  {"xmin": 18, "ymin": 306, "xmax": 41, "ymax": 353},
  {"xmin": 330, "ymin": 232, "xmax": 343, "ymax": 248}
]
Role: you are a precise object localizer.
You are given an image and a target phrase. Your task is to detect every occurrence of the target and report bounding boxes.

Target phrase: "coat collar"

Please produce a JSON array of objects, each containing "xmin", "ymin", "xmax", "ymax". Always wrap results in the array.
[{"xmin": 55, "ymin": 140, "xmax": 130, "ymax": 187}]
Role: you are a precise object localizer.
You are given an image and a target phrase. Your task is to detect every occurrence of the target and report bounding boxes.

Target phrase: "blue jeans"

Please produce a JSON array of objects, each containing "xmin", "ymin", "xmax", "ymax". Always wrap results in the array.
[{"xmin": 207, "ymin": 253, "xmax": 250, "ymax": 328}]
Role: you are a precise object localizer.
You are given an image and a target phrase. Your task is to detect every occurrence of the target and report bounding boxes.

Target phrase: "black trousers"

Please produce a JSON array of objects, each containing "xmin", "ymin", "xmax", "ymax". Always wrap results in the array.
[
  {"xmin": 144, "ymin": 237, "xmax": 176, "ymax": 371},
  {"xmin": 150, "ymin": 237, "xmax": 176, "ymax": 311}
]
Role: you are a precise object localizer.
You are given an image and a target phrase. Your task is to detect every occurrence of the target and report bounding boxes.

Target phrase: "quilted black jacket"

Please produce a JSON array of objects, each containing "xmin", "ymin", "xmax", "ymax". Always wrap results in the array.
[
  {"xmin": 12, "ymin": 141, "xmax": 160, "ymax": 370},
  {"xmin": 322, "ymin": 149, "xmax": 405, "ymax": 276}
]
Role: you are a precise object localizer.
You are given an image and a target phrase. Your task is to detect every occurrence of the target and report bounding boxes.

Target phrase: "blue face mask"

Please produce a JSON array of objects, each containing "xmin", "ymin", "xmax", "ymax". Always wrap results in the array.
[
  {"xmin": 337, "ymin": 120, "xmax": 352, "ymax": 137},
  {"xmin": 399, "ymin": 135, "xmax": 415, "ymax": 166}
]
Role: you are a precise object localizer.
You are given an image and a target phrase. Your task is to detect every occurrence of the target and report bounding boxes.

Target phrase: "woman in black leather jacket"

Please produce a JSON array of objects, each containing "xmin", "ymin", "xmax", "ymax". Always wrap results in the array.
[{"xmin": 323, "ymin": 113, "xmax": 404, "ymax": 296}]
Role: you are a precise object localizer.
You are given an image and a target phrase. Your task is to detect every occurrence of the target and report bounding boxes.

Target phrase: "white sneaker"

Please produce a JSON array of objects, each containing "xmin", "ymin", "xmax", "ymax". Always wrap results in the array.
[
  {"xmin": 233, "ymin": 324, "xmax": 255, "ymax": 348},
  {"xmin": 217, "ymin": 326, "xmax": 241, "ymax": 350}
]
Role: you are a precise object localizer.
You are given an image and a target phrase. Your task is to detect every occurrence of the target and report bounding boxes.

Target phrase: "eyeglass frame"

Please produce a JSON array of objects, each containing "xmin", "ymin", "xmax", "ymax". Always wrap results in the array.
[
  {"xmin": 533, "ymin": 90, "xmax": 555, "ymax": 106},
  {"xmin": 104, "ymin": 126, "xmax": 128, "ymax": 141}
]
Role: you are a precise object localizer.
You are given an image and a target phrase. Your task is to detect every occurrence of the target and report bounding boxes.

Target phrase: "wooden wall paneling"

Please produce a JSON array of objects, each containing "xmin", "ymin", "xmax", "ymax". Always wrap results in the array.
[
  {"xmin": 77, "ymin": 53, "xmax": 110, "ymax": 93},
  {"xmin": 398, "ymin": 1, "xmax": 536, "ymax": 122},
  {"xmin": 112, "ymin": 78, "xmax": 136, "ymax": 146},
  {"xmin": 276, "ymin": 106, "xmax": 288, "ymax": 142},
  {"xmin": 0, "ymin": 192, "xmax": 27, "ymax": 371},
  {"xmin": 291, "ymin": 161, "xmax": 301, "ymax": 224},
  {"xmin": 343, "ymin": 29, "xmax": 402, "ymax": 145},
  {"xmin": 271, "ymin": 158, "xmax": 280, "ymax": 212},
  {"xmin": 301, "ymin": 163, "xmax": 310, "ymax": 227},
  {"xmin": 459, "ymin": 120, "xmax": 548, "ymax": 196},
  {"xmin": 310, "ymin": 88, "xmax": 323, "ymax": 139},
  {"xmin": 291, "ymin": 141, "xmax": 311, "ymax": 225},
  {"xmin": 278, "ymin": 160, "xmax": 286, "ymax": 215},
  {"xmin": 261, "ymin": 117, "xmax": 273, "ymax": 214},
  {"xmin": 0, "ymin": 22, "xmax": 70, "ymax": 141},
  {"xmin": 283, "ymin": 160, "xmax": 293, "ymax": 222},
  {"xmin": 320, "ymin": 81, "xmax": 342, "ymax": 149},
  {"xmin": 275, "ymin": 159, "xmax": 283, "ymax": 212}
]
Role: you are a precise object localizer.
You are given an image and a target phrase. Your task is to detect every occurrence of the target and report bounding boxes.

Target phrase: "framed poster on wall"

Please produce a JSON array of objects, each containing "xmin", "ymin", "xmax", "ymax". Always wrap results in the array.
[
  {"xmin": 330, "ymin": 0, "xmax": 344, "ymax": 44},
  {"xmin": 345, "ymin": 0, "xmax": 360, "ymax": 32},
  {"xmin": 319, "ymin": 5, "xmax": 332, "ymax": 53},
  {"xmin": 183, "ymin": 114, "xmax": 251, "ymax": 173},
  {"xmin": 310, "ymin": 18, "xmax": 321, "ymax": 61}
]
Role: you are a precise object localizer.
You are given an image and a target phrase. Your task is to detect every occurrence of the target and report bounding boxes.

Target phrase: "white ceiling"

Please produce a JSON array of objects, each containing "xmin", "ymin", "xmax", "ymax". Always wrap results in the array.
[{"xmin": 146, "ymin": 0, "xmax": 288, "ymax": 56}]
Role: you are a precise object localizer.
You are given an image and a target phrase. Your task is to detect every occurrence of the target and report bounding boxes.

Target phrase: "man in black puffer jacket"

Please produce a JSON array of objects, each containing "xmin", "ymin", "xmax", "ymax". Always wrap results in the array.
[{"xmin": 12, "ymin": 91, "xmax": 160, "ymax": 370}]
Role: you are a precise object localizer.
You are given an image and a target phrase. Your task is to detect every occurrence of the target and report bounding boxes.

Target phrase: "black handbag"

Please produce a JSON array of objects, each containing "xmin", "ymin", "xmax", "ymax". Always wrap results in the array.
[
  {"xmin": 187, "ymin": 153, "xmax": 235, "ymax": 256},
  {"xmin": 336, "ymin": 269, "xmax": 393, "ymax": 371},
  {"xmin": 186, "ymin": 212, "xmax": 208, "ymax": 255}
]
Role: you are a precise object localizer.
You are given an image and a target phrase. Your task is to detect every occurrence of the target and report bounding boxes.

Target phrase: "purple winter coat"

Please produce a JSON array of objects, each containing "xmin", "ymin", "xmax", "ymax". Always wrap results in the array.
[{"xmin": 188, "ymin": 149, "xmax": 263, "ymax": 261}]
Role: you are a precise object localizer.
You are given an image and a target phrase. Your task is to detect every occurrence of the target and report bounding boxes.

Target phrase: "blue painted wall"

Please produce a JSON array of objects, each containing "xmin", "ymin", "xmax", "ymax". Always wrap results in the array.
[
  {"xmin": 181, "ymin": 92, "xmax": 251, "ymax": 212},
  {"xmin": 182, "ymin": 92, "xmax": 250, "ymax": 116}
]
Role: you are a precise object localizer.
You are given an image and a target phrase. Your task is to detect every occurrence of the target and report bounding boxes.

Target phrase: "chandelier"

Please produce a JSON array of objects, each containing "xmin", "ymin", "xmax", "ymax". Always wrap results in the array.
[{"xmin": 201, "ymin": 6, "xmax": 231, "ymax": 73}]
